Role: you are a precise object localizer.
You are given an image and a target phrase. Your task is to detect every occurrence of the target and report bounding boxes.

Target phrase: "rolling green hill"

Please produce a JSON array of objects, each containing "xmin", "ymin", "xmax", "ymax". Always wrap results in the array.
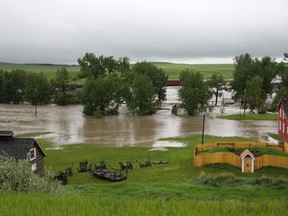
[{"xmin": 0, "ymin": 62, "xmax": 234, "ymax": 80}]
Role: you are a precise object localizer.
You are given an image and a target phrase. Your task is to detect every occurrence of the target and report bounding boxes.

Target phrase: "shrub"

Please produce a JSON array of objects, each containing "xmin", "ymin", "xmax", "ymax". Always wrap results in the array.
[{"xmin": 0, "ymin": 154, "xmax": 67, "ymax": 193}]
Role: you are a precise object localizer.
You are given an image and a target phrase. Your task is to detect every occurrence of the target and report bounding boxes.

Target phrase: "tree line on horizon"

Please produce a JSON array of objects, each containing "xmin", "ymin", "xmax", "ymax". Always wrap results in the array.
[{"xmin": 0, "ymin": 52, "xmax": 287, "ymax": 116}]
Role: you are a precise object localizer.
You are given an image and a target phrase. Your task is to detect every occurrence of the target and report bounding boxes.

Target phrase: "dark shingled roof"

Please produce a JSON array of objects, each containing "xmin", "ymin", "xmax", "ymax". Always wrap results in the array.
[
  {"xmin": 0, "ymin": 131, "xmax": 14, "ymax": 137},
  {"xmin": 0, "ymin": 138, "xmax": 44, "ymax": 160}
]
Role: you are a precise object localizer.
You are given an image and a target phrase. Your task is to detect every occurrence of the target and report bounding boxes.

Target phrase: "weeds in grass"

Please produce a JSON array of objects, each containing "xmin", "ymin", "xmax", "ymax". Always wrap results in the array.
[{"xmin": 193, "ymin": 174, "xmax": 288, "ymax": 187}]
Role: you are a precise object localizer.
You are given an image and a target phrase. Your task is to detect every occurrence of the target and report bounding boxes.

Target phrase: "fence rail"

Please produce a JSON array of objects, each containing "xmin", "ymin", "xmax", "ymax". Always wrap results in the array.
[{"xmin": 194, "ymin": 142, "xmax": 288, "ymax": 170}]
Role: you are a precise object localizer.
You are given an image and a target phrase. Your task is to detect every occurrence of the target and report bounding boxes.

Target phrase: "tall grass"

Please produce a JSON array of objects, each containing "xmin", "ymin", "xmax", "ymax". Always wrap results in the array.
[{"xmin": 0, "ymin": 193, "xmax": 287, "ymax": 216}]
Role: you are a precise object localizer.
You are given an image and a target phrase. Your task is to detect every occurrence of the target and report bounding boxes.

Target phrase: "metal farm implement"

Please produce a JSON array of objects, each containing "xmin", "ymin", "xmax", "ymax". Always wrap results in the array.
[{"xmin": 89, "ymin": 161, "xmax": 127, "ymax": 182}]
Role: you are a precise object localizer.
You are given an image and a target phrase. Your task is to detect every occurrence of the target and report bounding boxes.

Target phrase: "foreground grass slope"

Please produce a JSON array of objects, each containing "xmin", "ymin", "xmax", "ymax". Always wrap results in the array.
[
  {"xmin": 1, "ymin": 193, "xmax": 287, "ymax": 216},
  {"xmin": 0, "ymin": 62, "xmax": 234, "ymax": 80},
  {"xmin": 1, "ymin": 135, "xmax": 287, "ymax": 215}
]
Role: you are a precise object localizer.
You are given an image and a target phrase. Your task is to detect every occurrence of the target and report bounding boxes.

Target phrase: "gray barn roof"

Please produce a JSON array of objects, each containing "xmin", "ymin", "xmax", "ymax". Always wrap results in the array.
[{"xmin": 0, "ymin": 131, "xmax": 46, "ymax": 160}]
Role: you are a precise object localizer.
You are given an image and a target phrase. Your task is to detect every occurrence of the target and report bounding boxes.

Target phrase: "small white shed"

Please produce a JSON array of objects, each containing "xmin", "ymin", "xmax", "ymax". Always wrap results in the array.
[{"xmin": 240, "ymin": 149, "xmax": 255, "ymax": 173}]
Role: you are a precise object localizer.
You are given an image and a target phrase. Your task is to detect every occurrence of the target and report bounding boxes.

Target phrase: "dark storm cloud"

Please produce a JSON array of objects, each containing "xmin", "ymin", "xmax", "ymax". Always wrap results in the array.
[{"xmin": 0, "ymin": 0, "xmax": 287, "ymax": 64}]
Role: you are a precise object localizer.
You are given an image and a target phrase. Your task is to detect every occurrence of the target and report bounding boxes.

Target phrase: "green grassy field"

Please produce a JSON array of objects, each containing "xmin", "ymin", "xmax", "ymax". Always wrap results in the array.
[
  {"xmin": 0, "ymin": 62, "xmax": 234, "ymax": 80},
  {"xmin": 152, "ymin": 62, "xmax": 234, "ymax": 80},
  {"xmin": 1, "ymin": 134, "xmax": 288, "ymax": 215},
  {"xmin": 218, "ymin": 113, "xmax": 278, "ymax": 121},
  {"xmin": 0, "ymin": 62, "xmax": 80, "ymax": 80}
]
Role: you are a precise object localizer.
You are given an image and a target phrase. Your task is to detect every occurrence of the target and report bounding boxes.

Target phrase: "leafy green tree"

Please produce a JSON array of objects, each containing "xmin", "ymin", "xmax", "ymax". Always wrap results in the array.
[
  {"xmin": 8, "ymin": 69, "xmax": 27, "ymax": 104},
  {"xmin": 126, "ymin": 73, "xmax": 156, "ymax": 115},
  {"xmin": 118, "ymin": 57, "xmax": 131, "ymax": 74},
  {"xmin": 254, "ymin": 56, "xmax": 280, "ymax": 95},
  {"xmin": 81, "ymin": 74, "xmax": 123, "ymax": 116},
  {"xmin": 178, "ymin": 70, "xmax": 212, "ymax": 116},
  {"xmin": 231, "ymin": 53, "xmax": 255, "ymax": 104},
  {"xmin": 78, "ymin": 53, "xmax": 130, "ymax": 79},
  {"xmin": 246, "ymin": 76, "xmax": 266, "ymax": 113},
  {"xmin": 207, "ymin": 73, "xmax": 225, "ymax": 106},
  {"xmin": 271, "ymin": 54, "xmax": 288, "ymax": 110},
  {"xmin": 0, "ymin": 69, "xmax": 27, "ymax": 104},
  {"xmin": 284, "ymin": 53, "xmax": 288, "ymax": 62},
  {"xmin": 51, "ymin": 68, "xmax": 70, "ymax": 105},
  {"xmin": 24, "ymin": 72, "xmax": 51, "ymax": 116},
  {"xmin": 132, "ymin": 61, "xmax": 168, "ymax": 105},
  {"xmin": 0, "ymin": 70, "xmax": 10, "ymax": 103},
  {"xmin": 271, "ymin": 86, "xmax": 288, "ymax": 111},
  {"xmin": 103, "ymin": 56, "xmax": 118, "ymax": 74},
  {"xmin": 78, "ymin": 53, "xmax": 107, "ymax": 79}
]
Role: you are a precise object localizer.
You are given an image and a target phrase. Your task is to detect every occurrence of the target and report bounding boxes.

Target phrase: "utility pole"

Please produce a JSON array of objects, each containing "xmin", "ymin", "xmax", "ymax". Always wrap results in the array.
[{"xmin": 201, "ymin": 114, "xmax": 205, "ymax": 145}]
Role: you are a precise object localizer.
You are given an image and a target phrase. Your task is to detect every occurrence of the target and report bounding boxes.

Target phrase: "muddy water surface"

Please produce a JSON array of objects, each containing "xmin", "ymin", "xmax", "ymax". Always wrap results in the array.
[{"xmin": 0, "ymin": 87, "xmax": 278, "ymax": 147}]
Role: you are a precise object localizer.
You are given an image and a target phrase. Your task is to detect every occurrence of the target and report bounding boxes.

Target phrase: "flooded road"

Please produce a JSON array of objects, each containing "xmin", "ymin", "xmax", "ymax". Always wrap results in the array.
[{"xmin": 0, "ymin": 87, "xmax": 278, "ymax": 147}]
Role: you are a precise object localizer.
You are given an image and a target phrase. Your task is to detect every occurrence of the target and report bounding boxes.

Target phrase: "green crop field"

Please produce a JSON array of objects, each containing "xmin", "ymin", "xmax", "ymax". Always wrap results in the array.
[{"xmin": 0, "ymin": 62, "xmax": 234, "ymax": 80}]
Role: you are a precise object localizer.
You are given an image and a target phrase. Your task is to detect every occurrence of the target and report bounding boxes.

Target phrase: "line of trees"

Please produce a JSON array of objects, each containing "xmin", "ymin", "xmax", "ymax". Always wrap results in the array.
[
  {"xmin": 0, "ymin": 68, "xmax": 80, "ymax": 115},
  {"xmin": 78, "ymin": 53, "xmax": 168, "ymax": 116},
  {"xmin": 231, "ymin": 53, "xmax": 287, "ymax": 114},
  {"xmin": 174, "ymin": 53, "xmax": 288, "ymax": 116},
  {"xmin": 1, "ymin": 52, "xmax": 287, "ymax": 117}
]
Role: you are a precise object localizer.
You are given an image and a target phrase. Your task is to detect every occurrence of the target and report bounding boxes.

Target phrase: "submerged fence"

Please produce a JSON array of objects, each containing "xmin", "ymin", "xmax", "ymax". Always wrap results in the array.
[{"xmin": 194, "ymin": 142, "xmax": 288, "ymax": 170}]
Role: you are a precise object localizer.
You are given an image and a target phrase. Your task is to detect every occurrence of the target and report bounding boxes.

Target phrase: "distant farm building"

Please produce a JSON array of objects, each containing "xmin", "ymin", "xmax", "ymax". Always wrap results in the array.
[
  {"xmin": 167, "ymin": 80, "xmax": 181, "ymax": 86},
  {"xmin": 0, "ymin": 131, "xmax": 46, "ymax": 176}
]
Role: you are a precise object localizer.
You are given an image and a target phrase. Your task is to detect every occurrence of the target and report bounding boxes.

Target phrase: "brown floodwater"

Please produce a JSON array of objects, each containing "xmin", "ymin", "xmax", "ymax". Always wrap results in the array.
[{"xmin": 0, "ymin": 87, "xmax": 278, "ymax": 147}]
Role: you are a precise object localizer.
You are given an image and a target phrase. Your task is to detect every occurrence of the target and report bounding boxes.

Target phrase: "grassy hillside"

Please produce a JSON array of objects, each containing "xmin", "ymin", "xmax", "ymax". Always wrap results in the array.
[
  {"xmin": 0, "ymin": 62, "xmax": 80, "ymax": 80},
  {"xmin": 1, "ymin": 134, "xmax": 287, "ymax": 215},
  {"xmin": 152, "ymin": 62, "xmax": 234, "ymax": 80},
  {"xmin": 0, "ymin": 62, "xmax": 234, "ymax": 80}
]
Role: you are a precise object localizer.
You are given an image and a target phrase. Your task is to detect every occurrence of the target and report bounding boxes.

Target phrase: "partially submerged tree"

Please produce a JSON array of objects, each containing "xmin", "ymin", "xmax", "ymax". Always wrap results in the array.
[
  {"xmin": 207, "ymin": 73, "xmax": 225, "ymax": 106},
  {"xmin": 231, "ymin": 53, "xmax": 255, "ymax": 105},
  {"xmin": 126, "ymin": 73, "xmax": 156, "ymax": 115},
  {"xmin": 0, "ymin": 69, "xmax": 27, "ymax": 104},
  {"xmin": 178, "ymin": 70, "xmax": 212, "ymax": 116},
  {"xmin": 132, "ymin": 61, "xmax": 168, "ymax": 106},
  {"xmin": 24, "ymin": 72, "xmax": 51, "ymax": 116},
  {"xmin": 51, "ymin": 68, "xmax": 70, "ymax": 105},
  {"xmin": 81, "ymin": 74, "xmax": 123, "ymax": 116},
  {"xmin": 246, "ymin": 76, "xmax": 266, "ymax": 113}
]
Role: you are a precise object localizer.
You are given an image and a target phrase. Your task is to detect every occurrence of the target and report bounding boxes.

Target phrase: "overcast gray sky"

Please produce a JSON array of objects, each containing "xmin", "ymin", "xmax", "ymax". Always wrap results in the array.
[{"xmin": 0, "ymin": 0, "xmax": 287, "ymax": 64}]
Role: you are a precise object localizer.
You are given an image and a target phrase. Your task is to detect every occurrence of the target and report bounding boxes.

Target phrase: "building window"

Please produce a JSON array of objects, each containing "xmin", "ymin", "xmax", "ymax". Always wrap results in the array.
[
  {"xmin": 283, "ymin": 123, "xmax": 285, "ymax": 133},
  {"xmin": 280, "ymin": 108, "xmax": 282, "ymax": 118},
  {"xmin": 29, "ymin": 148, "xmax": 36, "ymax": 161},
  {"xmin": 31, "ymin": 163, "xmax": 37, "ymax": 171},
  {"xmin": 279, "ymin": 121, "xmax": 282, "ymax": 131}
]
